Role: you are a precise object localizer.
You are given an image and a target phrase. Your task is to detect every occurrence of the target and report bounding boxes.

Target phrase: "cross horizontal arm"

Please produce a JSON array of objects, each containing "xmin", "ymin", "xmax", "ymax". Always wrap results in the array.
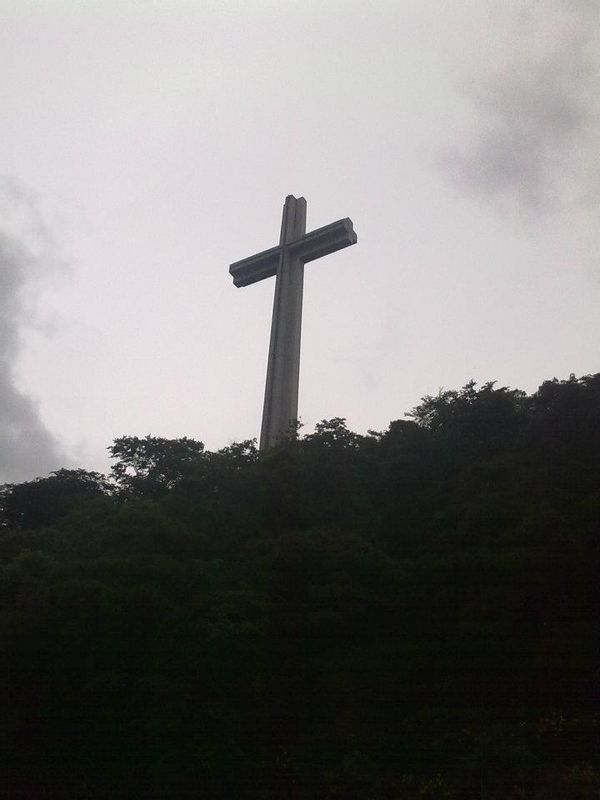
[
  {"xmin": 288, "ymin": 218, "xmax": 357, "ymax": 263},
  {"xmin": 229, "ymin": 244, "xmax": 281, "ymax": 288},
  {"xmin": 229, "ymin": 216, "xmax": 357, "ymax": 288}
]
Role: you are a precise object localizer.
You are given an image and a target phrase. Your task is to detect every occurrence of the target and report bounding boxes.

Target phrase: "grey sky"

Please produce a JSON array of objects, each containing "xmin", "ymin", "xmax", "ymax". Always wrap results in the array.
[
  {"xmin": 1, "ymin": 0, "xmax": 598, "ymax": 481},
  {"xmin": 442, "ymin": 2, "xmax": 600, "ymax": 210}
]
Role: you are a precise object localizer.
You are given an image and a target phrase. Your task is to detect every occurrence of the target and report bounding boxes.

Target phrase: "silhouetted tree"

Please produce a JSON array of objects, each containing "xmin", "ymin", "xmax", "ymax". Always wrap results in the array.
[
  {"xmin": 109, "ymin": 435, "xmax": 205, "ymax": 497},
  {"xmin": 0, "ymin": 468, "xmax": 111, "ymax": 530},
  {"xmin": 1, "ymin": 374, "xmax": 598, "ymax": 799}
]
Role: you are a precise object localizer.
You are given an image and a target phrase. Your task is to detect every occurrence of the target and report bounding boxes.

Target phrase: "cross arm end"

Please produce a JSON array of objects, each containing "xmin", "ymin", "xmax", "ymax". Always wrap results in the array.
[
  {"xmin": 290, "ymin": 217, "xmax": 358, "ymax": 264},
  {"xmin": 229, "ymin": 245, "xmax": 281, "ymax": 287}
]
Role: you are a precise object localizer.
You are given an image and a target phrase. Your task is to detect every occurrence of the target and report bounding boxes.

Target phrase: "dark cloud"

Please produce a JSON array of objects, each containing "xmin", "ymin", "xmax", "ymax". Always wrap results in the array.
[
  {"xmin": 0, "ymin": 178, "xmax": 67, "ymax": 482},
  {"xmin": 441, "ymin": 4, "xmax": 599, "ymax": 212}
]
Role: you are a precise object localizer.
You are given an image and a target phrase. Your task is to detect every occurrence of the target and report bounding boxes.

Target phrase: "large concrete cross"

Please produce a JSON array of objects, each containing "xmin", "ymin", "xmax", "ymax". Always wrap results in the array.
[{"xmin": 229, "ymin": 195, "xmax": 357, "ymax": 450}]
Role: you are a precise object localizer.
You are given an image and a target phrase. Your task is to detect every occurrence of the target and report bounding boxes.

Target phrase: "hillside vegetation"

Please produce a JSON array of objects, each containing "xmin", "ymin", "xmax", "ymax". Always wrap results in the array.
[{"xmin": 1, "ymin": 375, "xmax": 598, "ymax": 798}]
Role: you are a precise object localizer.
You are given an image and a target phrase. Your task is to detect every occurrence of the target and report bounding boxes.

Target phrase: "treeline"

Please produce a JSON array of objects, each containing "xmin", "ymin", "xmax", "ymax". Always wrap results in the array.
[{"xmin": 1, "ymin": 375, "xmax": 599, "ymax": 798}]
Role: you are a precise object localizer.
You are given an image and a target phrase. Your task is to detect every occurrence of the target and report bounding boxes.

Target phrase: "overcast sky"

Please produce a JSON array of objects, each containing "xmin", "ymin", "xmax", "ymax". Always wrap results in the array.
[{"xmin": 1, "ymin": 0, "xmax": 599, "ymax": 482}]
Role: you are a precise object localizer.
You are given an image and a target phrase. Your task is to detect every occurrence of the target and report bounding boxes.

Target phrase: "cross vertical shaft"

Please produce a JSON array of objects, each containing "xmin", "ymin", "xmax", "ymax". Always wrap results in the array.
[{"xmin": 260, "ymin": 196, "xmax": 306, "ymax": 449}]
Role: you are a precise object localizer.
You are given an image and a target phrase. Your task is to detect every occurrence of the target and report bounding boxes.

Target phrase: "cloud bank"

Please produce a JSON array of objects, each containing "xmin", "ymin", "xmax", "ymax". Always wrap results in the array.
[
  {"xmin": 0, "ymin": 178, "xmax": 66, "ymax": 482},
  {"xmin": 442, "ymin": 3, "xmax": 600, "ymax": 212}
]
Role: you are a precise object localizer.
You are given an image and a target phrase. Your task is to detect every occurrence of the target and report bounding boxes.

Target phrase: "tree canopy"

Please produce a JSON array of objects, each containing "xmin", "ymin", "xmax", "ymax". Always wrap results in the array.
[{"xmin": 1, "ymin": 374, "xmax": 598, "ymax": 798}]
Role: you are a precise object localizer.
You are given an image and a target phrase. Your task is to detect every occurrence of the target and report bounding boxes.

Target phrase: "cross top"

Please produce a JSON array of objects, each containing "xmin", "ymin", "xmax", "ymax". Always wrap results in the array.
[{"xmin": 229, "ymin": 196, "xmax": 357, "ymax": 449}]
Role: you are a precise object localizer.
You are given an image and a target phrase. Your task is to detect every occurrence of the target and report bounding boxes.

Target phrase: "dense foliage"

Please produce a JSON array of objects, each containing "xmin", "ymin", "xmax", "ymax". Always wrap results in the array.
[{"xmin": 1, "ymin": 375, "xmax": 598, "ymax": 798}]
